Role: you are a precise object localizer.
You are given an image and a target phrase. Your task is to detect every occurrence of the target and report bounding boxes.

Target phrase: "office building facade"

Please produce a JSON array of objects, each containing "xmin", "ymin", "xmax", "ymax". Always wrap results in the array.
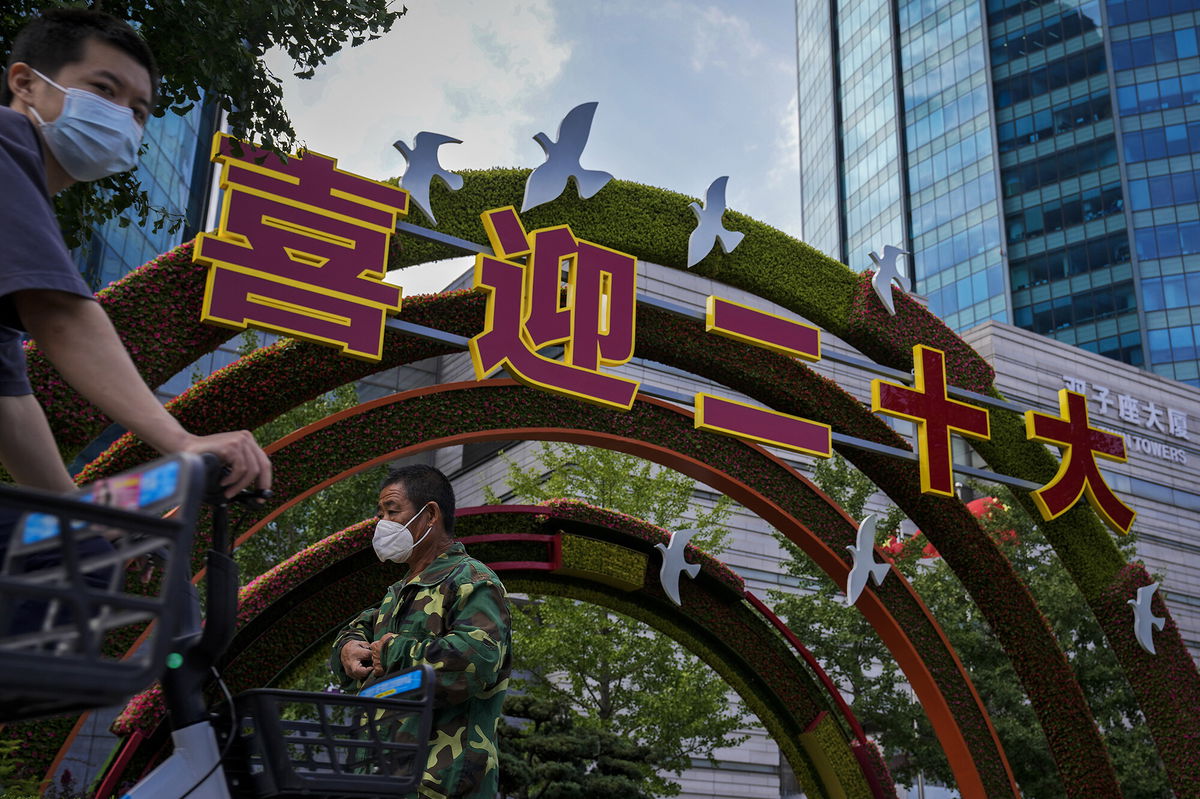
[{"xmin": 798, "ymin": 0, "xmax": 1200, "ymax": 385}]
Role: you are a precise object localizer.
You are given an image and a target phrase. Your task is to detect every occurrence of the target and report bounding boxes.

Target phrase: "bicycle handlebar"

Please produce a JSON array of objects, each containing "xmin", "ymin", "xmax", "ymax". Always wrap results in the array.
[{"xmin": 163, "ymin": 455, "xmax": 271, "ymax": 731}]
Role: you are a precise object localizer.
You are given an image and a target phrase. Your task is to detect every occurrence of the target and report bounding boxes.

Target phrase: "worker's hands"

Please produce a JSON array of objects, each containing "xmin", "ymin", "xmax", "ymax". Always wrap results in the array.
[
  {"xmin": 371, "ymin": 633, "xmax": 397, "ymax": 677},
  {"xmin": 340, "ymin": 639, "xmax": 374, "ymax": 681},
  {"xmin": 180, "ymin": 430, "xmax": 272, "ymax": 497}
]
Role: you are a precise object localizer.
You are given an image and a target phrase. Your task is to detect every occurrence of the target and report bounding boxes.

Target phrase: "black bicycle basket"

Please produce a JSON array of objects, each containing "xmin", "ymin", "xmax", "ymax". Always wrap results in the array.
[
  {"xmin": 223, "ymin": 665, "xmax": 435, "ymax": 798},
  {"xmin": 0, "ymin": 453, "xmax": 207, "ymax": 721}
]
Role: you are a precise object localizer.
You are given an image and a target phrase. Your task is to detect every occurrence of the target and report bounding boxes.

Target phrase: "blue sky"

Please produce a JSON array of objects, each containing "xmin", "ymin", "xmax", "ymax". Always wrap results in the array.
[{"xmin": 265, "ymin": 0, "xmax": 800, "ymax": 292}]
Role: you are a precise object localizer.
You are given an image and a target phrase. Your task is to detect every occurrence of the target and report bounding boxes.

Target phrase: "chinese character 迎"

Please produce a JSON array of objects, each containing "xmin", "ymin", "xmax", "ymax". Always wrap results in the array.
[
  {"xmin": 1092, "ymin": 385, "xmax": 1113, "ymax": 414},
  {"xmin": 1062, "ymin": 375, "xmax": 1087, "ymax": 394},
  {"xmin": 1118, "ymin": 393, "xmax": 1142, "ymax": 424},
  {"xmin": 1144, "ymin": 402, "xmax": 1167, "ymax": 433},
  {"xmin": 872, "ymin": 346, "xmax": 991, "ymax": 497},
  {"xmin": 694, "ymin": 297, "xmax": 831, "ymax": 457},
  {"xmin": 469, "ymin": 206, "xmax": 639, "ymax": 410},
  {"xmin": 194, "ymin": 134, "xmax": 409, "ymax": 361},
  {"xmin": 1025, "ymin": 390, "xmax": 1136, "ymax": 534},
  {"xmin": 1169, "ymin": 408, "xmax": 1190, "ymax": 439}
]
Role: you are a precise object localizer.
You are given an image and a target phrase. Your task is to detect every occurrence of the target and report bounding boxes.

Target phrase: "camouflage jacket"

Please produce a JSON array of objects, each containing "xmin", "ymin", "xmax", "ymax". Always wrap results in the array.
[{"xmin": 330, "ymin": 541, "xmax": 511, "ymax": 799}]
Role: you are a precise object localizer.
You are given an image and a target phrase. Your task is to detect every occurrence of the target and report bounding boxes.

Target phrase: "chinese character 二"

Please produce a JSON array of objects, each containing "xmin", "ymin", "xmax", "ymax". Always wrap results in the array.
[
  {"xmin": 194, "ymin": 134, "xmax": 409, "ymax": 361},
  {"xmin": 871, "ymin": 345, "xmax": 991, "ymax": 497},
  {"xmin": 1026, "ymin": 389, "xmax": 1136, "ymax": 533},
  {"xmin": 469, "ymin": 206, "xmax": 640, "ymax": 410}
]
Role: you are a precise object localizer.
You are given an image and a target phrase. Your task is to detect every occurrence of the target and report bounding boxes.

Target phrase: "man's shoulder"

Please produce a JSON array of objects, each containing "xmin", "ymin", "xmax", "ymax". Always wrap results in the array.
[
  {"xmin": 0, "ymin": 106, "xmax": 42, "ymax": 164},
  {"xmin": 453, "ymin": 553, "xmax": 504, "ymax": 588},
  {"xmin": 434, "ymin": 548, "xmax": 505, "ymax": 593}
]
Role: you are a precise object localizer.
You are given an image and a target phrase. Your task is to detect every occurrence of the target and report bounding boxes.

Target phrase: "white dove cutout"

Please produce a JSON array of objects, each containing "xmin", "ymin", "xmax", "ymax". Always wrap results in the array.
[
  {"xmin": 1129, "ymin": 581, "xmax": 1166, "ymax": 655},
  {"xmin": 686, "ymin": 176, "xmax": 745, "ymax": 269},
  {"xmin": 867, "ymin": 245, "xmax": 912, "ymax": 315},
  {"xmin": 655, "ymin": 528, "xmax": 701, "ymax": 607},
  {"xmin": 394, "ymin": 132, "xmax": 464, "ymax": 226},
  {"xmin": 521, "ymin": 102, "xmax": 613, "ymax": 212},
  {"xmin": 844, "ymin": 514, "xmax": 890, "ymax": 607}
]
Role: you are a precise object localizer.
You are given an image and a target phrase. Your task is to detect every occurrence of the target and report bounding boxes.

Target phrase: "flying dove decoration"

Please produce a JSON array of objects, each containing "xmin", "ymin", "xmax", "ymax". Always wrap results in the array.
[
  {"xmin": 867, "ymin": 245, "xmax": 912, "ymax": 315},
  {"xmin": 844, "ymin": 514, "xmax": 890, "ymax": 606},
  {"xmin": 522, "ymin": 101, "xmax": 613, "ymax": 212},
  {"xmin": 686, "ymin": 176, "xmax": 744, "ymax": 268},
  {"xmin": 655, "ymin": 528, "xmax": 701, "ymax": 607},
  {"xmin": 1129, "ymin": 581, "xmax": 1166, "ymax": 655},
  {"xmin": 393, "ymin": 132, "xmax": 464, "ymax": 226}
]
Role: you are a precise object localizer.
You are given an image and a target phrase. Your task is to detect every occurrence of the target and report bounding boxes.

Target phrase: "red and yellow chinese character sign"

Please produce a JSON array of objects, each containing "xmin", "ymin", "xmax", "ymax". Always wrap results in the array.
[
  {"xmin": 1026, "ymin": 389, "xmax": 1136, "ymax": 533},
  {"xmin": 469, "ymin": 207, "xmax": 639, "ymax": 410},
  {"xmin": 694, "ymin": 297, "xmax": 832, "ymax": 457},
  {"xmin": 872, "ymin": 346, "xmax": 991, "ymax": 497},
  {"xmin": 194, "ymin": 133, "xmax": 409, "ymax": 361}
]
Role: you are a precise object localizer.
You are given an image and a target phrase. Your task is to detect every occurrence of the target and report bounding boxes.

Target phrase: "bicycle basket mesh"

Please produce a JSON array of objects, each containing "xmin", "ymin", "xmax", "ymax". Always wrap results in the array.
[{"xmin": 227, "ymin": 687, "xmax": 430, "ymax": 798}]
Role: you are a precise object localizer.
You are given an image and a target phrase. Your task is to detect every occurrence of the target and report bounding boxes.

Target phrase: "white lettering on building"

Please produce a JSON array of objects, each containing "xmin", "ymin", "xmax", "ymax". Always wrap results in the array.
[
  {"xmin": 1060, "ymin": 375, "xmax": 1190, "ymax": 441},
  {"xmin": 1128, "ymin": 435, "xmax": 1189, "ymax": 465}
]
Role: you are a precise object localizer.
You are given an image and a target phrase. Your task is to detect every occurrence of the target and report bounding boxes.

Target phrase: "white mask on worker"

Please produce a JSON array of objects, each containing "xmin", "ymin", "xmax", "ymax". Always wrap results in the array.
[{"xmin": 372, "ymin": 504, "xmax": 433, "ymax": 563}]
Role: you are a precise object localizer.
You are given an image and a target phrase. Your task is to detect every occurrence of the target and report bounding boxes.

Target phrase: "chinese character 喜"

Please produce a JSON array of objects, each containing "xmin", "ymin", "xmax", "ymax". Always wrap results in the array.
[{"xmin": 194, "ymin": 134, "xmax": 409, "ymax": 361}]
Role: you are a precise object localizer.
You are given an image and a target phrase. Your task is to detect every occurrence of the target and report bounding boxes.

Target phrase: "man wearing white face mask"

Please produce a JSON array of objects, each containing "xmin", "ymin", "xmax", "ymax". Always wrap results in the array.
[
  {"xmin": 0, "ymin": 8, "xmax": 271, "ymax": 499},
  {"xmin": 331, "ymin": 465, "xmax": 512, "ymax": 799}
]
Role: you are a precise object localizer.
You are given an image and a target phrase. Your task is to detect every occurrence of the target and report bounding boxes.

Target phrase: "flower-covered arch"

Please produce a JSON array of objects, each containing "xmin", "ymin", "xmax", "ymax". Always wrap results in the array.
[
  {"xmin": 15, "ymin": 169, "xmax": 1197, "ymax": 795},
  {"xmin": 105, "ymin": 502, "xmax": 898, "ymax": 798},
  {"xmin": 102, "ymin": 383, "xmax": 1017, "ymax": 797},
  {"xmin": 77, "ymin": 272, "xmax": 1116, "ymax": 794}
]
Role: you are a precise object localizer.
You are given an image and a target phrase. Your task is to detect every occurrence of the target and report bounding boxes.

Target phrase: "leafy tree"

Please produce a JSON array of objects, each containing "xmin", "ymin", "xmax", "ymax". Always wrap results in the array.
[
  {"xmin": 484, "ymin": 442, "xmax": 733, "ymax": 554},
  {"xmin": 772, "ymin": 454, "xmax": 1170, "ymax": 798},
  {"xmin": 1, "ymin": 0, "xmax": 408, "ymax": 247},
  {"xmin": 488, "ymin": 443, "xmax": 750, "ymax": 797},
  {"xmin": 234, "ymin": 370, "xmax": 379, "ymax": 582},
  {"xmin": 499, "ymin": 695, "xmax": 658, "ymax": 799}
]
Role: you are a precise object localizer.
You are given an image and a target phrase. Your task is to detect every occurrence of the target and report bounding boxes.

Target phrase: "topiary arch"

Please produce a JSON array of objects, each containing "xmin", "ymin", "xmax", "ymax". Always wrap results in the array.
[
  {"xmin": 104, "ymin": 502, "xmax": 900, "ymax": 798},
  {"xmin": 77, "ymin": 279, "xmax": 1120, "ymax": 794},
  {"xmin": 101, "ymin": 384, "xmax": 1016, "ymax": 798},
  {"xmin": 15, "ymin": 169, "xmax": 1197, "ymax": 796}
]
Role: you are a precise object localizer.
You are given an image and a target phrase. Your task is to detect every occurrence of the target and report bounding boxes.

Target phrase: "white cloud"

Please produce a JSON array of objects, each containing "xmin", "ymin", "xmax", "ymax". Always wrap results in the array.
[
  {"xmin": 690, "ymin": 5, "xmax": 766, "ymax": 73},
  {"xmin": 264, "ymin": 0, "xmax": 570, "ymax": 182},
  {"xmin": 768, "ymin": 92, "xmax": 800, "ymax": 188}
]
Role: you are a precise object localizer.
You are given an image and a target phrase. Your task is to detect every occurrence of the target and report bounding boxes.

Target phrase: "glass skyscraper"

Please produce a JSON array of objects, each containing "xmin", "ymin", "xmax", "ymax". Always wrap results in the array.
[{"xmin": 798, "ymin": 0, "xmax": 1200, "ymax": 386}]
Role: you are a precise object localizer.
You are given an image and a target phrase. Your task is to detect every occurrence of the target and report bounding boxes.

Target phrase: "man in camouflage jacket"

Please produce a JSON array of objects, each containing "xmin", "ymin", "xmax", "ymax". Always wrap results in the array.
[{"xmin": 331, "ymin": 465, "xmax": 511, "ymax": 799}]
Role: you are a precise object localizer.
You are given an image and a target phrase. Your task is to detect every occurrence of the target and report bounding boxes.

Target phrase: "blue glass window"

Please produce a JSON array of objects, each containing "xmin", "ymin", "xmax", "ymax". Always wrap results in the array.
[
  {"xmin": 1129, "ymin": 179, "xmax": 1151, "ymax": 209},
  {"xmin": 1171, "ymin": 326, "xmax": 1196, "ymax": 361},
  {"xmin": 1142, "ymin": 277, "xmax": 1165, "ymax": 311},
  {"xmin": 1178, "ymin": 27, "xmax": 1199, "ymax": 58},
  {"xmin": 1182, "ymin": 220, "xmax": 1200, "ymax": 254},
  {"xmin": 1135, "ymin": 228, "xmax": 1159, "ymax": 259}
]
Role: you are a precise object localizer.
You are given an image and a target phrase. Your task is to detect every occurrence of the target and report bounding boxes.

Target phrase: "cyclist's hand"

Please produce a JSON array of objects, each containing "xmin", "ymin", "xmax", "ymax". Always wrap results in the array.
[
  {"xmin": 370, "ymin": 633, "xmax": 397, "ymax": 677},
  {"xmin": 341, "ymin": 639, "xmax": 374, "ymax": 680},
  {"xmin": 181, "ymin": 431, "xmax": 272, "ymax": 498}
]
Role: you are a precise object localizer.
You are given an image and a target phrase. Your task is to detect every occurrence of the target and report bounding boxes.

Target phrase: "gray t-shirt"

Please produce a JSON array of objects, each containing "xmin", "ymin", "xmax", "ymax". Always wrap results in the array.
[{"xmin": 0, "ymin": 106, "xmax": 94, "ymax": 396}]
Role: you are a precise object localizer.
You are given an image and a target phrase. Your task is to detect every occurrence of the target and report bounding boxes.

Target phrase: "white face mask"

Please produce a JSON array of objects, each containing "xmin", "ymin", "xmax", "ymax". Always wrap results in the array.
[
  {"xmin": 372, "ymin": 504, "xmax": 433, "ymax": 563},
  {"xmin": 27, "ymin": 67, "xmax": 143, "ymax": 182}
]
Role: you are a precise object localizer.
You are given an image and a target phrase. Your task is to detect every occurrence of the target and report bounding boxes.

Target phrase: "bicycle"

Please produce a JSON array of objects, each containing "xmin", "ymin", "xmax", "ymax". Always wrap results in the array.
[{"xmin": 0, "ymin": 453, "xmax": 433, "ymax": 799}]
